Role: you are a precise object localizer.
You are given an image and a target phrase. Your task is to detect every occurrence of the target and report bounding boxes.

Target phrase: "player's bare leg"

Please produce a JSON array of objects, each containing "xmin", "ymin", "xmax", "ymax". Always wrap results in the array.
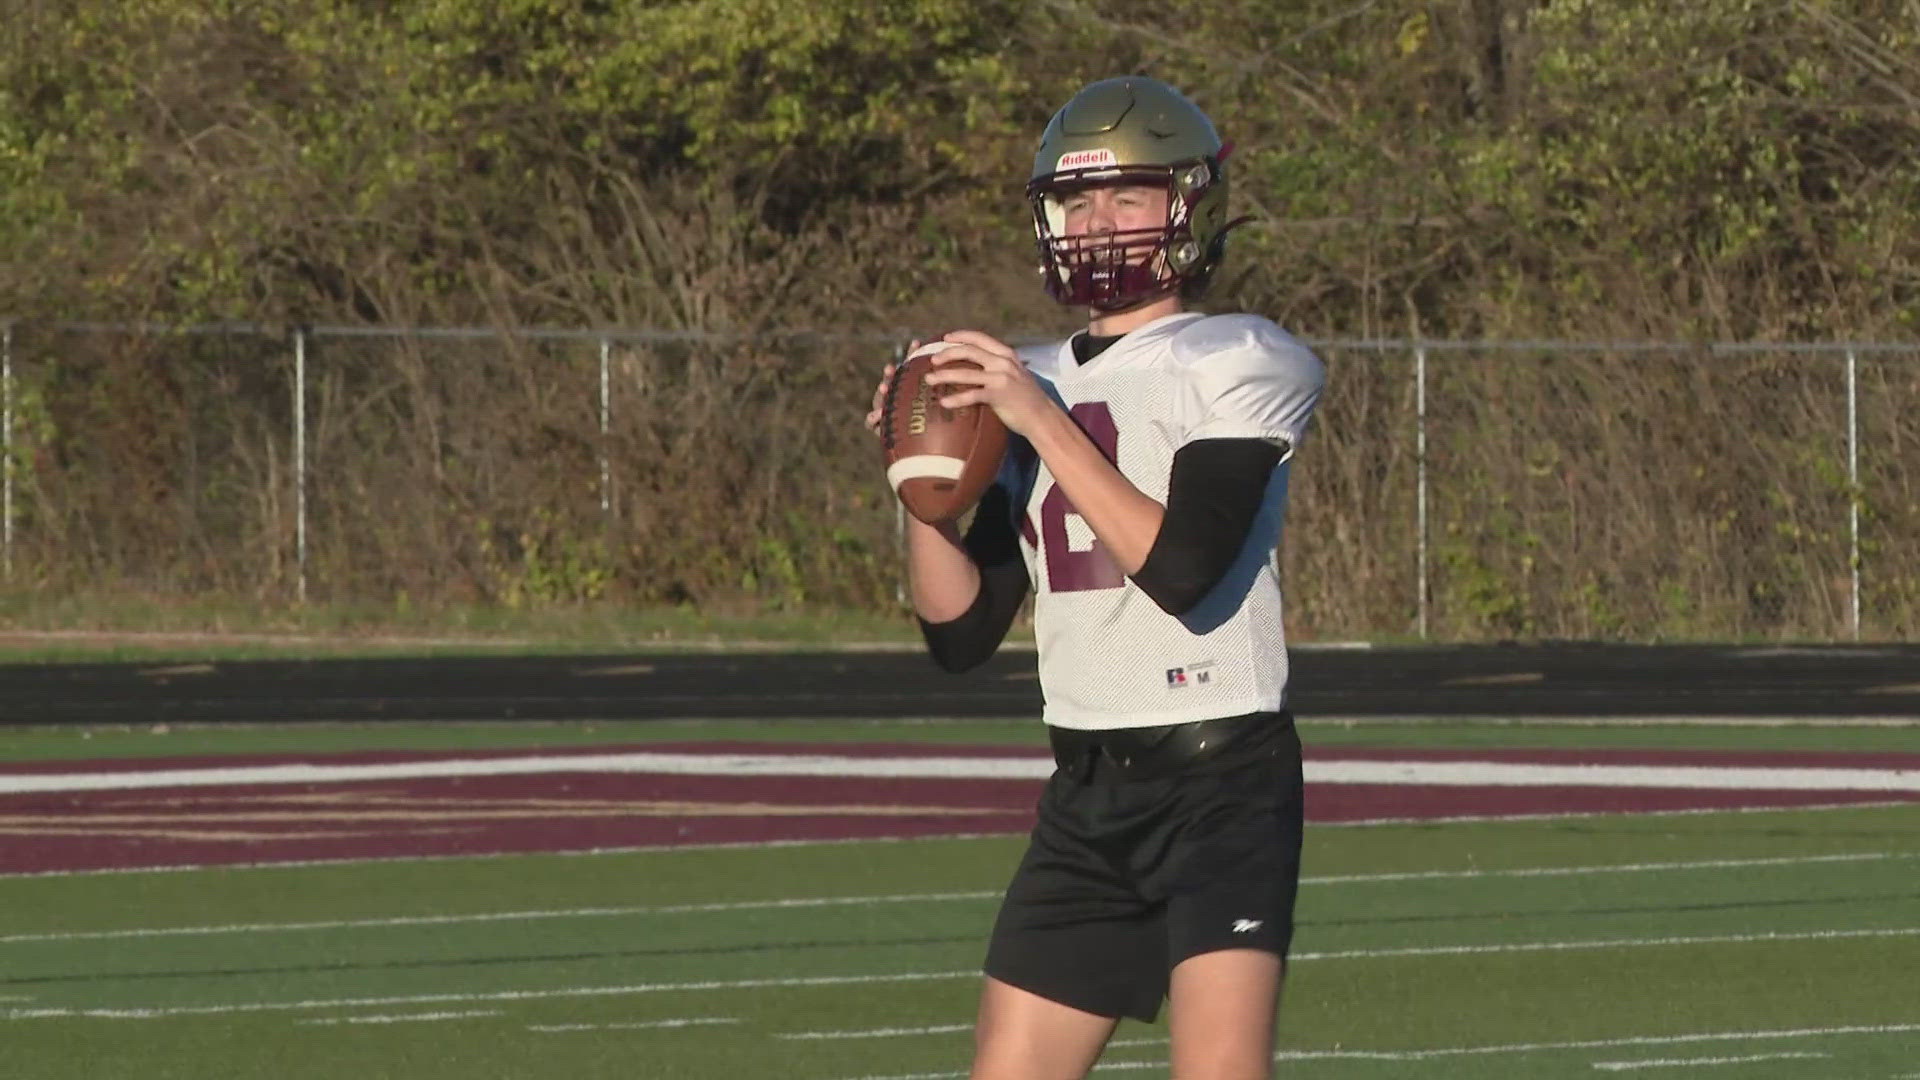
[
  {"xmin": 1167, "ymin": 949, "xmax": 1283, "ymax": 1080},
  {"xmin": 970, "ymin": 975, "xmax": 1118, "ymax": 1080}
]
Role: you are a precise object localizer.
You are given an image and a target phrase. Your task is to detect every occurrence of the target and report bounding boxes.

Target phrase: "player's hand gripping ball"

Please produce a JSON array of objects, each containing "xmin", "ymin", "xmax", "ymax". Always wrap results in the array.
[{"xmin": 881, "ymin": 340, "xmax": 1009, "ymax": 525}]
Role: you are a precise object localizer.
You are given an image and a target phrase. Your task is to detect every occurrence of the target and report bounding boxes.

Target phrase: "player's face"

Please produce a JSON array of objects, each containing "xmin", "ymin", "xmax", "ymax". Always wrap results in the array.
[
  {"xmin": 1040, "ymin": 177, "xmax": 1185, "ymax": 327},
  {"xmin": 1057, "ymin": 183, "xmax": 1170, "ymax": 241}
]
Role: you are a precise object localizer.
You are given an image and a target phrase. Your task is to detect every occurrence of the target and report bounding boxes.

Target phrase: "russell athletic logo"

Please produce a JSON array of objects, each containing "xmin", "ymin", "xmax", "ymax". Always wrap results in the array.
[
  {"xmin": 1166, "ymin": 663, "xmax": 1214, "ymax": 689},
  {"xmin": 1056, "ymin": 148, "xmax": 1118, "ymax": 171}
]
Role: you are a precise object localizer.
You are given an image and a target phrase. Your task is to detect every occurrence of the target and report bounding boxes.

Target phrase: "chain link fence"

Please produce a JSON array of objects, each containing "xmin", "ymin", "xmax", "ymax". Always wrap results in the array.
[
  {"xmin": 1292, "ymin": 341, "xmax": 1917, "ymax": 642},
  {"xmin": 2, "ymin": 322, "xmax": 1914, "ymax": 642}
]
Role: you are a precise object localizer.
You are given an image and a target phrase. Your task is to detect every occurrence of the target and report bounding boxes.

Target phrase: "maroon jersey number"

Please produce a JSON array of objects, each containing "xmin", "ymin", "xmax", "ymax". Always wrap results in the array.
[{"xmin": 1028, "ymin": 402, "xmax": 1125, "ymax": 593}]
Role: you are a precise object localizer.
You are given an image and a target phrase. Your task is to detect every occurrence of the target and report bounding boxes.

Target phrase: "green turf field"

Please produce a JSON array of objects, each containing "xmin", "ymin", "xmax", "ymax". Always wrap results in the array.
[
  {"xmin": 3, "ymin": 718, "xmax": 1918, "ymax": 1079},
  {"xmin": 7, "ymin": 714, "xmax": 1920, "ymax": 761}
]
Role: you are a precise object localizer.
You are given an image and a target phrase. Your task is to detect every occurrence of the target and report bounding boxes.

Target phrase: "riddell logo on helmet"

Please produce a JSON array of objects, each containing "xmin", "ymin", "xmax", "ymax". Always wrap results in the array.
[{"xmin": 1057, "ymin": 148, "xmax": 1118, "ymax": 170}]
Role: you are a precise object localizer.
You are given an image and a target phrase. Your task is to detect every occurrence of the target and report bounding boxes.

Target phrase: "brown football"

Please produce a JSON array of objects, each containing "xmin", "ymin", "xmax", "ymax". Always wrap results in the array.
[{"xmin": 881, "ymin": 340, "xmax": 1009, "ymax": 525}]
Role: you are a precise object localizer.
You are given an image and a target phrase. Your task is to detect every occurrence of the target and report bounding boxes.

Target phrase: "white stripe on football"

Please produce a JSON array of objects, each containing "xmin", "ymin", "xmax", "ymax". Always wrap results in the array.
[{"xmin": 886, "ymin": 454, "xmax": 967, "ymax": 492}]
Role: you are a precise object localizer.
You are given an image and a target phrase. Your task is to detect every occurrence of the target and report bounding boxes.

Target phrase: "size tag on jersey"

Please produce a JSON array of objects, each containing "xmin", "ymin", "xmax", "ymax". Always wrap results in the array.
[{"xmin": 1166, "ymin": 662, "xmax": 1215, "ymax": 689}]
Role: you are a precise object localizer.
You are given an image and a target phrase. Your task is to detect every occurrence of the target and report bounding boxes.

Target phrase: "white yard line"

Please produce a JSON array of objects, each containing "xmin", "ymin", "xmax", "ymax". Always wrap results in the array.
[
  {"xmin": 1312, "ymin": 760, "xmax": 1920, "ymax": 790},
  {"xmin": 1305, "ymin": 849, "xmax": 1916, "ymax": 885},
  {"xmin": 9, "ymin": 928, "xmax": 1920, "ymax": 1023},
  {"xmin": 3, "ymin": 751, "xmax": 1915, "ymax": 795},
  {"xmin": 10, "ymin": 851, "xmax": 1912, "ymax": 947},
  {"xmin": 1315, "ymin": 798, "xmax": 1920, "ymax": 829},
  {"xmin": 1304, "ymin": 716, "xmax": 1920, "ymax": 728},
  {"xmin": 296, "ymin": 1009, "xmax": 500, "ymax": 1026},
  {"xmin": 0, "ymin": 752, "xmax": 1060, "ymax": 793},
  {"xmin": 847, "ymin": 1023, "xmax": 1920, "ymax": 1079},
  {"xmin": 0, "ymin": 891, "xmax": 999, "ymax": 945},
  {"xmin": 0, "ymin": 832, "xmax": 997, "ymax": 880},
  {"xmin": 1283, "ymin": 1022, "xmax": 1920, "ymax": 1063},
  {"xmin": 1591, "ymin": 1051, "xmax": 1830, "ymax": 1071},
  {"xmin": 1293, "ymin": 926, "xmax": 1920, "ymax": 962},
  {"xmin": 776, "ymin": 1024, "xmax": 971, "ymax": 1041},
  {"xmin": 529, "ymin": 1017, "xmax": 738, "ymax": 1032},
  {"xmin": 0, "ymin": 971, "xmax": 980, "ymax": 1020}
]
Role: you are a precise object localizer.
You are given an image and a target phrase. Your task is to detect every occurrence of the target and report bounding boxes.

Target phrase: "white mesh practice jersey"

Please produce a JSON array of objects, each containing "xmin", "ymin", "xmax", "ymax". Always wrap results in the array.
[{"xmin": 999, "ymin": 312, "xmax": 1325, "ymax": 730}]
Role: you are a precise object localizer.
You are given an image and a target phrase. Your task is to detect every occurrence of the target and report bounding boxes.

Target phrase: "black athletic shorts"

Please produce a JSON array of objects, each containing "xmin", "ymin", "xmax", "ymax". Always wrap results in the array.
[{"xmin": 982, "ymin": 712, "xmax": 1304, "ymax": 1023}]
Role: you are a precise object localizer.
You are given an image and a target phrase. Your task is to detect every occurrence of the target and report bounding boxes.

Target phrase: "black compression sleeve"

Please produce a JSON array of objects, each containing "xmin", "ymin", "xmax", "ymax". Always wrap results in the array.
[
  {"xmin": 1132, "ymin": 438, "xmax": 1285, "ymax": 617},
  {"xmin": 918, "ymin": 485, "xmax": 1031, "ymax": 672}
]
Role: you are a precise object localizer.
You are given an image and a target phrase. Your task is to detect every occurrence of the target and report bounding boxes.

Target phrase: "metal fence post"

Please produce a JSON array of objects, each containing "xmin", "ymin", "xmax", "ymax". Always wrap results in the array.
[
  {"xmin": 1847, "ymin": 348, "xmax": 1860, "ymax": 640},
  {"xmin": 2, "ymin": 321, "xmax": 12, "ymax": 582},
  {"xmin": 599, "ymin": 336, "xmax": 613, "ymax": 517},
  {"xmin": 1415, "ymin": 343, "xmax": 1429, "ymax": 640},
  {"xmin": 294, "ymin": 327, "xmax": 309, "ymax": 603}
]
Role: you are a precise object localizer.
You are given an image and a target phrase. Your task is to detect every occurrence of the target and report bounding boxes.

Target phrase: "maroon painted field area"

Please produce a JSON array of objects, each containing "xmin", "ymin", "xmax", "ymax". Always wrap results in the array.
[{"xmin": 2, "ymin": 742, "xmax": 1916, "ymax": 875}]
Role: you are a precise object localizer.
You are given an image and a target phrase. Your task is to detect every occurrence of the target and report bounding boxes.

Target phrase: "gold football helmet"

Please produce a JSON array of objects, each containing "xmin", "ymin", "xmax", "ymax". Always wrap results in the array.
[{"xmin": 1028, "ymin": 77, "xmax": 1237, "ymax": 310}]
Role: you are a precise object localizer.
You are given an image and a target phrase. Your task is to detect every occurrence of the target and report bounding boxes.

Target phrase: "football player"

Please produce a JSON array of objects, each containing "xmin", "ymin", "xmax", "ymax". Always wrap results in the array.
[{"xmin": 865, "ymin": 76, "xmax": 1325, "ymax": 1080}]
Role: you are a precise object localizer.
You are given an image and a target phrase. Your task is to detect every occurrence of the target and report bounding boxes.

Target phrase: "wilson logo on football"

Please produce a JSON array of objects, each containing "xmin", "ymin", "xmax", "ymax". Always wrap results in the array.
[{"xmin": 1056, "ymin": 148, "xmax": 1117, "ymax": 171}]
